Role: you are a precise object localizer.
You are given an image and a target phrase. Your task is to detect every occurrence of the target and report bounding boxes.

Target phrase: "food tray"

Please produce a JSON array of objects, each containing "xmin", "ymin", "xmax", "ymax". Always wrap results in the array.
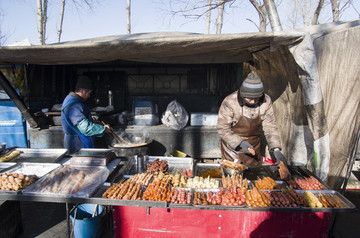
[
  {"xmin": 168, "ymin": 188, "xmax": 193, "ymax": 206},
  {"xmin": 93, "ymin": 182, "xmax": 168, "ymax": 207},
  {"xmin": 2, "ymin": 162, "xmax": 61, "ymax": 177},
  {"xmin": 195, "ymin": 163, "xmax": 222, "ymax": 178},
  {"xmin": 100, "ymin": 179, "xmax": 147, "ymax": 199},
  {"xmin": 0, "ymin": 162, "xmax": 16, "ymax": 172},
  {"xmin": 70, "ymin": 148, "xmax": 114, "ymax": 157},
  {"xmin": 22, "ymin": 165, "xmax": 109, "ymax": 198},
  {"xmin": 294, "ymin": 190, "xmax": 356, "ymax": 211},
  {"xmin": 192, "ymin": 188, "xmax": 246, "ymax": 208},
  {"xmin": 146, "ymin": 156, "xmax": 195, "ymax": 175},
  {"xmin": 252, "ymin": 179, "xmax": 286, "ymax": 190},
  {"xmin": 125, "ymin": 156, "xmax": 195, "ymax": 176},
  {"xmin": 14, "ymin": 148, "xmax": 68, "ymax": 163},
  {"xmin": 267, "ymin": 165, "xmax": 330, "ymax": 189},
  {"xmin": 184, "ymin": 176, "xmax": 221, "ymax": 189},
  {"xmin": 0, "ymin": 162, "xmax": 61, "ymax": 194}
]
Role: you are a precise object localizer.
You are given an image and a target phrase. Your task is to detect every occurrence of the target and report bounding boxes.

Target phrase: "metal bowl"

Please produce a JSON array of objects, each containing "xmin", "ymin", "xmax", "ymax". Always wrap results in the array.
[{"xmin": 108, "ymin": 136, "xmax": 152, "ymax": 157}]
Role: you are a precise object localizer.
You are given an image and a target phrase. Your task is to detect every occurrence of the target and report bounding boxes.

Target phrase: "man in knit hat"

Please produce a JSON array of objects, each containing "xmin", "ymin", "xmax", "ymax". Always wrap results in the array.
[
  {"xmin": 217, "ymin": 71, "xmax": 287, "ymax": 166},
  {"xmin": 61, "ymin": 75, "xmax": 111, "ymax": 154}
]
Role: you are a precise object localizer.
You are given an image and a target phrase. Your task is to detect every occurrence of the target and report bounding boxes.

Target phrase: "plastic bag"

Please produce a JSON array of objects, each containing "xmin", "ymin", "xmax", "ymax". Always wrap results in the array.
[{"xmin": 161, "ymin": 100, "xmax": 189, "ymax": 130}]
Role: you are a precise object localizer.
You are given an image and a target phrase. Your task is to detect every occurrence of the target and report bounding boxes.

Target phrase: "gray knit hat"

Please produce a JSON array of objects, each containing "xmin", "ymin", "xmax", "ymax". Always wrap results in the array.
[{"xmin": 240, "ymin": 71, "xmax": 264, "ymax": 98}]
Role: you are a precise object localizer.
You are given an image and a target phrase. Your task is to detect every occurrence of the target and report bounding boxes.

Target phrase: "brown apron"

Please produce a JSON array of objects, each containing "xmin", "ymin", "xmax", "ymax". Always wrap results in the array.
[{"xmin": 220, "ymin": 112, "xmax": 262, "ymax": 166}]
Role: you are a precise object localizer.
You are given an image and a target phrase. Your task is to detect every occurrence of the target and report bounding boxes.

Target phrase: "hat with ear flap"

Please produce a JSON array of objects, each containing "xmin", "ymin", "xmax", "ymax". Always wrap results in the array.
[
  {"xmin": 75, "ymin": 75, "xmax": 93, "ymax": 90},
  {"xmin": 240, "ymin": 71, "xmax": 264, "ymax": 98}
]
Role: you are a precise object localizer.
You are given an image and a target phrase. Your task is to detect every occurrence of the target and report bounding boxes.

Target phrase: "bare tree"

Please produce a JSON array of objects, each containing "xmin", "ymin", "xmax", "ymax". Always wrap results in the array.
[
  {"xmin": 0, "ymin": 30, "xmax": 5, "ymax": 46},
  {"xmin": 285, "ymin": 0, "xmax": 352, "ymax": 29},
  {"xmin": 312, "ymin": 0, "xmax": 325, "ymax": 24},
  {"xmin": 206, "ymin": 0, "xmax": 212, "ymax": 33},
  {"xmin": 127, "ymin": 0, "xmax": 131, "ymax": 34},
  {"xmin": 167, "ymin": 0, "xmax": 236, "ymax": 34},
  {"xmin": 43, "ymin": 0, "xmax": 48, "ymax": 43},
  {"xmin": 56, "ymin": 0, "xmax": 99, "ymax": 43},
  {"xmin": 216, "ymin": 0, "xmax": 226, "ymax": 33},
  {"xmin": 330, "ymin": 0, "xmax": 352, "ymax": 22},
  {"xmin": 58, "ymin": 0, "xmax": 66, "ymax": 43},
  {"xmin": 0, "ymin": 12, "xmax": 5, "ymax": 46},
  {"xmin": 248, "ymin": 0, "xmax": 267, "ymax": 32},
  {"xmin": 37, "ymin": 0, "xmax": 46, "ymax": 45},
  {"xmin": 285, "ymin": 0, "xmax": 327, "ymax": 29},
  {"xmin": 296, "ymin": 0, "xmax": 319, "ymax": 26}
]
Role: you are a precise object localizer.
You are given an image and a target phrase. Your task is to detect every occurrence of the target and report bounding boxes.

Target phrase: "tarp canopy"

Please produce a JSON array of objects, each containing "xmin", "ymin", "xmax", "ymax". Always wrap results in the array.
[
  {"xmin": 0, "ymin": 32, "xmax": 304, "ymax": 65},
  {"xmin": 0, "ymin": 20, "xmax": 359, "ymax": 189},
  {"xmin": 244, "ymin": 20, "xmax": 360, "ymax": 188}
]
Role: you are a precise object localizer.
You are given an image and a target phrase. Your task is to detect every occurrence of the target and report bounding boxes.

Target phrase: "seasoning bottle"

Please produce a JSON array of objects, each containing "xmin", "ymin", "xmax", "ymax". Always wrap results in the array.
[
  {"xmin": 234, "ymin": 157, "xmax": 239, "ymax": 164},
  {"xmin": 108, "ymin": 90, "xmax": 113, "ymax": 106}
]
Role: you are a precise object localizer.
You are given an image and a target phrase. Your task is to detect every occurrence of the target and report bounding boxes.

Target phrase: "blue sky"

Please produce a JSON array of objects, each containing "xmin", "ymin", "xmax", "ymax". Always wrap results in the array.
[{"xmin": 1, "ymin": 0, "xmax": 359, "ymax": 45}]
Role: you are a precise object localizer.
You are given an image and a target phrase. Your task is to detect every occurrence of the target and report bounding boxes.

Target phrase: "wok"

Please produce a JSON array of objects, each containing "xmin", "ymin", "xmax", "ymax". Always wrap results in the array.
[{"xmin": 107, "ymin": 136, "xmax": 152, "ymax": 156}]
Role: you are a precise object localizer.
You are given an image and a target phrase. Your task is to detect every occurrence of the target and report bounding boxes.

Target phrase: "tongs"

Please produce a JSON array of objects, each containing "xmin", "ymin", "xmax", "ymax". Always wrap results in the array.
[{"xmin": 101, "ymin": 121, "xmax": 129, "ymax": 145}]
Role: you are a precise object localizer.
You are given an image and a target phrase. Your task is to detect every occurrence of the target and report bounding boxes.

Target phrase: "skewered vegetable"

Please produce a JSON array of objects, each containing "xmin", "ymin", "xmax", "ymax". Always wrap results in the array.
[
  {"xmin": 303, "ymin": 191, "xmax": 323, "ymax": 208},
  {"xmin": 185, "ymin": 176, "xmax": 219, "ymax": 189},
  {"xmin": 0, "ymin": 150, "xmax": 20, "ymax": 162}
]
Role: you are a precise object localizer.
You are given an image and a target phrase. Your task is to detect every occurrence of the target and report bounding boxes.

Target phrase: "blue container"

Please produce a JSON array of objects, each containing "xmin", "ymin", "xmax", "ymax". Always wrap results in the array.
[
  {"xmin": 0, "ymin": 100, "xmax": 27, "ymax": 148},
  {"xmin": 133, "ymin": 99, "xmax": 159, "ymax": 126},
  {"xmin": 70, "ymin": 204, "xmax": 104, "ymax": 238}
]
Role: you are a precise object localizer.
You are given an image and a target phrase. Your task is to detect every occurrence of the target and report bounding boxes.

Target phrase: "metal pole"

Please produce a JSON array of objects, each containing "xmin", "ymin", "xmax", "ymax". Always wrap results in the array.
[
  {"xmin": 341, "ymin": 128, "xmax": 360, "ymax": 194},
  {"xmin": 0, "ymin": 70, "xmax": 38, "ymax": 128},
  {"xmin": 264, "ymin": 0, "xmax": 283, "ymax": 32}
]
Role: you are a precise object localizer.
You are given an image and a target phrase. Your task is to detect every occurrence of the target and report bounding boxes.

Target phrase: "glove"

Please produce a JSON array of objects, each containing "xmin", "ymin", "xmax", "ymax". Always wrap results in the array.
[
  {"xmin": 273, "ymin": 150, "xmax": 288, "ymax": 166},
  {"xmin": 237, "ymin": 141, "xmax": 255, "ymax": 155}
]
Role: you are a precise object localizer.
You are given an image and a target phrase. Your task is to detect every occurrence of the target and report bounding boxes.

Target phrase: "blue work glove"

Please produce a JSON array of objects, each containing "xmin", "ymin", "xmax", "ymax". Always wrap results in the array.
[
  {"xmin": 237, "ymin": 141, "xmax": 255, "ymax": 155},
  {"xmin": 273, "ymin": 150, "xmax": 288, "ymax": 166}
]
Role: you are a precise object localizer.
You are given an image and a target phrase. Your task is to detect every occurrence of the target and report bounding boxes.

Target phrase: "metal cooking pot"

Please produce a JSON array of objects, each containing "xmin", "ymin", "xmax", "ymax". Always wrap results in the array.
[{"xmin": 107, "ymin": 136, "xmax": 152, "ymax": 157}]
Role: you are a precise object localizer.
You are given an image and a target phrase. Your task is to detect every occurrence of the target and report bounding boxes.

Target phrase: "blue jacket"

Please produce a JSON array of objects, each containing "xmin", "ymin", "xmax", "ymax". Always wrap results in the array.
[{"xmin": 61, "ymin": 92, "xmax": 105, "ymax": 154}]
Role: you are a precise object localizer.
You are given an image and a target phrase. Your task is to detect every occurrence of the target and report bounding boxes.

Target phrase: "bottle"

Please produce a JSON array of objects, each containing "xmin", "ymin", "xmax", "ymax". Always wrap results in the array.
[{"xmin": 108, "ymin": 90, "xmax": 113, "ymax": 106}]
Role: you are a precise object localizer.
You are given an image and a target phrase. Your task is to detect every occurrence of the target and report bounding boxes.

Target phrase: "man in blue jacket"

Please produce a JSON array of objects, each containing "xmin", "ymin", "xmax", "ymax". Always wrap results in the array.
[{"xmin": 61, "ymin": 75, "xmax": 111, "ymax": 154}]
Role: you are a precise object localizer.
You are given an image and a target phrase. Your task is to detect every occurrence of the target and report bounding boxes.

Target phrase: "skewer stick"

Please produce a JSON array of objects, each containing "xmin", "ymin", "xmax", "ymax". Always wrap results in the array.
[
  {"xmin": 92, "ymin": 204, "xmax": 98, "ymax": 218},
  {"xmin": 101, "ymin": 121, "xmax": 129, "ymax": 144}
]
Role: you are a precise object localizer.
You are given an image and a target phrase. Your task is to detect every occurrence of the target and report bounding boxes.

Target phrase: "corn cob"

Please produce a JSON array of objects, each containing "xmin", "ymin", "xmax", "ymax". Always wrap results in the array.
[{"xmin": 304, "ymin": 191, "xmax": 323, "ymax": 208}]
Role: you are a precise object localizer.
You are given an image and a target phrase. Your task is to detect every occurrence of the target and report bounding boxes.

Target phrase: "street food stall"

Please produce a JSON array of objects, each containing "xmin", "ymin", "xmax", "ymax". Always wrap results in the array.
[
  {"xmin": 0, "ymin": 147, "xmax": 356, "ymax": 237},
  {"xmin": 0, "ymin": 20, "xmax": 359, "ymax": 237}
]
